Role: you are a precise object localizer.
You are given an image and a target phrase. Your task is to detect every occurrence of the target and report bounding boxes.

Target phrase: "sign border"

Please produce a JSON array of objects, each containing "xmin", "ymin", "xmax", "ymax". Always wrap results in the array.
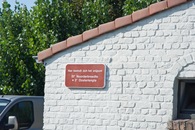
[{"xmin": 65, "ymin": 63, "xmax": 106, "ymax": 89}]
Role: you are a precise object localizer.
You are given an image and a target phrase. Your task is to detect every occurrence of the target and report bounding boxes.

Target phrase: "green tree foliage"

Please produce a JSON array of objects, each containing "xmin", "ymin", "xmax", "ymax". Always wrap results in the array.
[
  {"xmin": 81, "ymin": 0, "xmax": 114, "ymax": 31},
  {"xmin": 0, "ymin": 0, "xmax": 163, "ymax": 95},
  {"xmin": 123, "ymin": 0, "xmax": 162, "ymax": 15},
  {"xmin": 0, "ymin": 2, "xmax": 45, "ymax": 95}
]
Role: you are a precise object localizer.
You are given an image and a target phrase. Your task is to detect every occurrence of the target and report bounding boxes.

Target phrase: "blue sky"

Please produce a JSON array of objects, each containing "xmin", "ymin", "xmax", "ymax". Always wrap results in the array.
[{"xmin": 0, "ymin": 0, "xmax": 36, "ymax": 10}]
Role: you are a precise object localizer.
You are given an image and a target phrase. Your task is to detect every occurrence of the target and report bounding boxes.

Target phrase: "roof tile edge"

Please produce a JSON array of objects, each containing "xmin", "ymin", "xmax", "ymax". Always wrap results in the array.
[
  {"xmin": 51, "ymin": 40, "xmax": 67, "ymax": 54},
  {"xmin": 38, "ymin": 48, "xmax": 53, "ymax": 61},
  {"xmin": 167, "ymin": 0, "xmax": 188, "ymax": 8},
  {"xmin": 37, "ymin": 0, "xmax": 191, "ymax": 62},
  {"xmin": 67, "ymin": 34, "xmax": 83, "ymax": 48},
  {"xmin": 132, "ymin": 7, "xmax": 150, "ymax": 22},
  {"xmin": 149, "ymin": 1, "xmax": 168, "ymax": 15},
  {"xmin": 83, "ymin": 28, "xmax": 99, "ymax": 42},
  {"xmin": 98, "ymin": 21, "xmax": 115, "ymax": 35},
  {"xmin": 115, "ymin": 15, "xmax": 133, "ymax": 29}
]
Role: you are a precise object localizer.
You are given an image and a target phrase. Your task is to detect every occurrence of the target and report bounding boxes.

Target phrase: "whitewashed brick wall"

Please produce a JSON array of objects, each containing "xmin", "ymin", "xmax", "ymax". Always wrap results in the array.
[{"xmin": 43, "ymin": 1, "xmax": 195, "ymax": 130}]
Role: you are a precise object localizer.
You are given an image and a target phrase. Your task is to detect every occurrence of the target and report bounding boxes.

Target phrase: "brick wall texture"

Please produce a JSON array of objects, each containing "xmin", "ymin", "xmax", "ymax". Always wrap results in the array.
[{"xmin": 43, "ymin": 1, "xmax": 195, "ymax": 130}]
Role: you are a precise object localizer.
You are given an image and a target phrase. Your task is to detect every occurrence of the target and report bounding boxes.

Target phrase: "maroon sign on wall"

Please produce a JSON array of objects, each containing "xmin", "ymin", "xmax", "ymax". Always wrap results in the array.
[{"xmin": 65, "ymin": 64, "xmax": 106, "ymax": 88}]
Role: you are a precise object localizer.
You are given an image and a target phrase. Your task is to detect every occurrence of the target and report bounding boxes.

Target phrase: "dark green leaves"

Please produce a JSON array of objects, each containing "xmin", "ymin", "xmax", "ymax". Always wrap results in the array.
[{"xmin": 0, "ymin": 0, "xmax": 161, "ymax": 95}]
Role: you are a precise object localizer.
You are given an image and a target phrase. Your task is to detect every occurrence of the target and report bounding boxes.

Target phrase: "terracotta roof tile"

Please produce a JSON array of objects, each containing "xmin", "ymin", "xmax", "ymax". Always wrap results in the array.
[
  {"xmin": 38, "ymin": 48, "xmax": 53, "ymax": 61},
  {"xmin": 37, "ymin": 0, "xmax": 191, "ymax": 62},
  {"xmin": 83, "ymin": 28, "xmax": 99, "ymax": 41},
  {"xmin": 149, "ymin": 1, "xmax": 168, "ymax": 15},
  {"xmin": 132, "ymin": 7, "xmax": 150, "ymax": 22},
  {"xmin": 167, "ymin": 0, "xmax": 188, "ymax": 8},
  {"xmin": 98, "ymin": 21, "xmax": 115, "ymax": 35},
  {"xmin": 115, "ymin": 15, "xmax": 133, "ymax": 29},
  {"xmin": 51, "ymin": 40, "xmax": 67, "ymax": 54},
  {"xmin": 67, "ymin": 34, "xmax": 83, "ymax": 48}
]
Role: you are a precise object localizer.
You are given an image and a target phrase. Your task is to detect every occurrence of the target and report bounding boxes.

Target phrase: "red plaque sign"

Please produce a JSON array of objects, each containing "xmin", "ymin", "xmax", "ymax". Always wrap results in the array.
[{"xmin": 65, "ymin": 64, "xmax": 106, "ymax": 88}]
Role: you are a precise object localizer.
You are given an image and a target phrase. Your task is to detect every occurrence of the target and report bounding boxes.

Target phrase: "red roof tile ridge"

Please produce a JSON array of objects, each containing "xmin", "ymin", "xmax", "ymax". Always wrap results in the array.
[{"xmin": 38, "ymin": 0, "xmax": 190, "ymax": 62}]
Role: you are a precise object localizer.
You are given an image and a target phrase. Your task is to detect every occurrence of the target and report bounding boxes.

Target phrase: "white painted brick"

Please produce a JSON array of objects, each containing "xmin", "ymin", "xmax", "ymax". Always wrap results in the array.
[
  {"xmin": 132, "ymin": 95, "xmax": 141, "ymax": 101},
  {"xmin": 184, "ymin": 54, "xmax": 193, "ymax": 64},
  {"xmin": 155, "ymin": 95, "xmax": 164, "ymax": 102},
  {"xmin": 115, "ymin": 32, "xmax": 124, "ymax": 38},
  {"xmin": 190, "ymin": 30, "xmax": 195, "ymax": 35},
  {"xmin": 147, "ymin": 82, "xmax": 155, "ymax": 88},
  {"xmin": 151, "ymin": 37, "xmax": 165, "ymax": 43},
  {"xmin": 136, "ymin": 102, "xmax": 151, "ymax": 109},
  {"xmin": 184, "ymin": 36, "xmax": 195, "ymax": 42},
  {"xmin": 181, "ymin": 30, "xmax": 189, "ymax": 36},
  {"xmin": 158, "ymin": 110, "xmax": 167, "ymax": 115},
  {"xmin": 166, "ymin": 36, "xmax": 183, "ymax": 43},
  {"xmin": 150, "ymin": 109, "xmax": 157, "ymax": 115},
  {"xmin": 136, "ymin": 75, "xmax": 152, "ymax": 82},
  {"xmin": 177, "ymin": 23, "xmax": 194, "ymax": 30},
  {"xmin": 133, "ymin": 69, "xmax": 141, "ymax": 74},
  {"xmin": 171, "ymin": 17, "xmax": 179, "ymax": 23},
  {"xmin": 142, "ymin": 88, "xmax": 159, "ymax": 95},
  {"xmin": 164, "ymin": 96, "xmax": 173, "ymax": 102},
  {"xmin": 121, "ymin": 102, "xmax": 135, "ymax": 108},
  {"xmin": 139, "ymin": 62, "xmax": 156, "ymax": 69},
  {"xmin": 118, "ymin": 38, "xmax": 133, "ymax": 44},
  {"xmin": 109, "ymin": 88, "xmax": 122, "ymax": 94},
  {"xmin": 172, "ymin": 43, "xmax": 180, "ymax": 49},
  {"xmin": 124, "ymin": 88, "xmax": 142, "ymax": 95},
  {"xmin": 161, "ymin": 103, "xmax": 173, "ymax": 109},
  {"xmin": 139, "ymin": 31, "xmax": 147, "ymax": 36},
  {"xmin": 102, "ymin": 51, "xmax": 117, "ymax": 56},
  {"xmin": 164, "ymin": 43, "xmax": 172, "ymax": 49},
  {"xmin": 136, "ymin": 44, "xmax": 146, "ymax": 49},
  {"xmin": 121, "ymin": 44, "xmax": 128, "ymax": 50},
  {"xmin": 160, "ymin": 89, "xmax": 173, "ymax": 95},
  {"xmin": 152, "ymin": 102, "xmax": 160, "ymax": 109},
  {"xmin": 86, "ymin": 51, "xmax": 101, "ymax": 57},
  {"xmin": 132, "ymin": 31, "xmax": 140, "ymax": 37},
  {"xmin": 44, "ymin": 124, "xmax": 56, "ymax": 130},
  {"xmin": 90, "ymin": 45, "xmax": 97, "ymax": 50},
  {"xmin": 167, "ymin": 50, "xmax": 184, "ymax": 56},
  {"xmin": 113, "ymin": 44, "xmax": 121, "ymax": 50},
  {"xmin": 107, "ymin": 126, "xmax": 120, "ymax": 130},
  {"xmin": 128, "ymin": 44, "xmax": 136, "ymax": 50},
  {"xmin": 142, "ymin": 69, "xmax": 149, "ymax": 74},
  {"xmin": 154, "ymin": 43, "xmax": 163, "ymax": 49},
  {"xmin": 82, "ymin": 45, "xmax": 90, "ymax": 51},
  {"xmin": 109, "ymin": 75, "xmax": 122, "ymax": 81},
  {"xmin": 123, "ymin": 63, "xmax": 138, "ymax": 69},
  {"xmin": 135, "ymin": 37, "xmax": 150, "ymax": 43},
  {"xmin": 136, "ymin": 57, "xmax": 145, "ymax": 62},
  {"xmin": 108, "ymin": 64, "xmax": 123, "ymax": 69},
  {"xmin": 105, "ymin": 45, "xmax": 113, "ymax": 50},
  {"xmin": 133, "ymin": 122, "xmax": 140, "ymax": 129},
  {"xmin": 123, "ymin": 75, "xmax": 136, "ymax": 81},
  {"xmin": 177, "ymin": 57, "xmax": 187, "ymax": 66},
  {"xmin": 141, "ymin": 109, "xmax": 149, "ymax": 115},
  {"xmin": 146, "ymin": 116, "xmax": 162, "ymax": 122},
  {"xmin": 145, "ymin": 56, "xmax": 154, "ymax": 61},
  {"xmin": 71, "ymin": 51, "xmax": 86, "ymax": 57},
  {"xmin": 147, "ymin": 31, "xmax": 156, "ymax": 36},
  {"xmin": 143, "ymin": 24, "xmax": 158, "ymax": 30},
  {"xmin": 128, "ymin": 115, "xmax": 136, "ymax": 122},
  {"xmin": 114, "ymin": 56, "xmax": 128, "ymax": 62},
  {"xmin": 150, "ymin": 50, "xmax": 166, "ymax": 56},
  {"xmin": 116, "ymin": 50, "xmax": 133, "ymax": 56},
  {"xmin": 159, "ymin": 24, "xmax": 176, "ymax": 30},
  {"xmin": 138, "ymin": 82, "xmax": 146, "ymax": 88}
]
